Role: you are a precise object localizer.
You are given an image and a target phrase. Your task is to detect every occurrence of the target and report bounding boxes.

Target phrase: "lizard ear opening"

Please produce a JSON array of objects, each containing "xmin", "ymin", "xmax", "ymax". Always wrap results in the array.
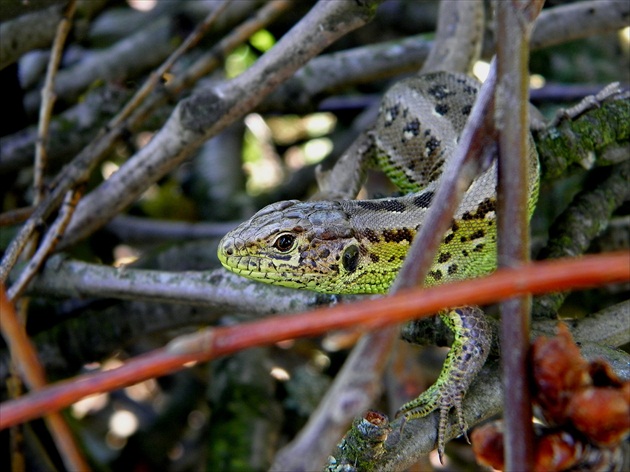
[{"xmin": 342, "ymin": 245, "xmax": 360, "ymax": 273}]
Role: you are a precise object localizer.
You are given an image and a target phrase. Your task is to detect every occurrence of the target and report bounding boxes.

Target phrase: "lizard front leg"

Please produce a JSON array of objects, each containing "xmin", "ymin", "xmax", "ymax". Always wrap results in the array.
[
  {"xmin": 313, "ymin": 130, "xmax": 377, "ymax": 201},
  {"xmin": 396, "ymin": 306, "xmax": 493, "ymax": 462}
]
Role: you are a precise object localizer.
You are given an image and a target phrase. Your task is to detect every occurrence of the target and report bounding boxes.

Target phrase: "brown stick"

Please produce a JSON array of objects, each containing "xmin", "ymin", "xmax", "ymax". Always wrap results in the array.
[{"xmin": 496, "ymin": 1, "xmax": 545, "ymax": 468}]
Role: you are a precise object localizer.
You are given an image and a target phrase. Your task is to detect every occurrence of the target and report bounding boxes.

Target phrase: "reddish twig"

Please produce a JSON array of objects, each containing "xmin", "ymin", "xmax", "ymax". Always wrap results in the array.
[
  {"xmin": 0, "ymin": 251, "xmax": 627, "ymax": 430},
  {"xmin": 0, "ymin": 287, "xmax": 89, "ymax": 470}
]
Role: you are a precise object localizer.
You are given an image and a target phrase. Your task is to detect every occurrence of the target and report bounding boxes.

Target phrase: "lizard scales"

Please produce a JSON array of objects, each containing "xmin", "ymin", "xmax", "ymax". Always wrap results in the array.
[
  {"xmin": 218, "ymin": 70, "xmax": 539, "ymax": 461},
  {"xmin": 218, "ymin": 72, "xmax": 539, "ymax": 295}
]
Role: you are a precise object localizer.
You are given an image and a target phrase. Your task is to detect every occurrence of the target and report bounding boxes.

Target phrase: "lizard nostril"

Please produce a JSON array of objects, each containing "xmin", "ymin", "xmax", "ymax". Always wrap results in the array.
[{"xmin": 226, "ymin": 248, "xmax": 233, "ymax": 256}]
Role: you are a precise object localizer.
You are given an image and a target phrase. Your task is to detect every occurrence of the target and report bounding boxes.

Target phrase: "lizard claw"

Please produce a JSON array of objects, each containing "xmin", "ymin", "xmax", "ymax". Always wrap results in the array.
[
  {"xmin": 396, "ymin": 307, "xmax": 492, "ymax": 463},
  {"xmin": 396, "ymin": 373, "xmax": 470, "ymax": 463}
]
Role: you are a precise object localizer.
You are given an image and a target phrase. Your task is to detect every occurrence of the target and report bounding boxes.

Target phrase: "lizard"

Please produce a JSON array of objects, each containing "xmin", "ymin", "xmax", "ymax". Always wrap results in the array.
[{"xmin": 218, "ymin": 0, "xmax": 540, "ymax": 462}]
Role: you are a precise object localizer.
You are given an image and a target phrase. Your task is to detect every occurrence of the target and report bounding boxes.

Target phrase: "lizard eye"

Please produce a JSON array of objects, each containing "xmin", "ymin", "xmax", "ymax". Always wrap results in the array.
[{"xmin": 273, "ymin": 234, "xmax": 295, "ymax": 252}]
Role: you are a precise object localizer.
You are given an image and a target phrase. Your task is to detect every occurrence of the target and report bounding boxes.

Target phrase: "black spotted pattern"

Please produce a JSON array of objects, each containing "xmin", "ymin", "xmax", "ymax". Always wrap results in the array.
[
  {"xmin": 425, "ymin": 136, "xmax": 441, "ymax": 156},
  {"xmin": 461, "ymin": 198, "xmax": 496, "ymax": 221},
  {"xmin": 357, "ymin": 199, "xmax": 406, "ymax": 213},
  {"xmin": 402, "ymin": 119, "xmax": 420, "ymax": 137},
  {"xmin": 472, "ymin": 243, "xmax": 485, "ymax": 253},
  {"xmin": 438, "ymin": 252, "xmax": 451, "ymax": 263},
  {"xmin": 413, "ymin": 191, "xmax": 435, "ymax": 208},
  {"xmin": 383, "ymin": 104, "xmax": 400, "ymax": 126},
  {"xmin": 360, "ymin": 228, "xmax": 381, "ymax": 243},
  {"xmin": 435, "ymin": 103, "xmax": 449, "ymax": 116},
  {"xmin": 427, "ymin": 83, "xmax": 454, "ymax": 100},
  {"xmin": 382, "ymin": 227, "xmax": 414, "ymax": 244}
]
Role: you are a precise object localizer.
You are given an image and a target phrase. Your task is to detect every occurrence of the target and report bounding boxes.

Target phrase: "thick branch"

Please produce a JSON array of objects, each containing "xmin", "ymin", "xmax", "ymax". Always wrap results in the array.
[
  {"xmin": 20, "ymin": 256, "xmax": 340, "ymax": 312},
  {"xmin": 536, "ymin": 95, "xmax": 630, "ymax": 179}
]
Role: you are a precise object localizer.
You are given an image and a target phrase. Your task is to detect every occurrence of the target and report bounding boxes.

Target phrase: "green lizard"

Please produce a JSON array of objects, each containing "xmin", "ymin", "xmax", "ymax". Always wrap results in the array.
[
  {"xmin": 218, "ymin": 70, "xmax": 540, "ymax": 457},
  {"xmin": 218, "ymin": 0, "xmax": 539, "ymax": 461}
]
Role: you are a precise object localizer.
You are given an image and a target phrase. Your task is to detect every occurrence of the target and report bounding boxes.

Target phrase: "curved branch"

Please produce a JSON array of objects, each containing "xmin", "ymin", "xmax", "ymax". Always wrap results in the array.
[{"xmin": 530, "ymin": 0, "xmax": 630, "ymax": 51}]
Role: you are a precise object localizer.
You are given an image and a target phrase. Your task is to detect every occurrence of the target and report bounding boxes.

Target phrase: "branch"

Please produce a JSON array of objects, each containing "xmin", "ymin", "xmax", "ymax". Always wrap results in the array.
[
  {"xmin": 0, "ymin": 252, "xmax": 627, "ymax": 430},
  {"xmin": 536, "ymin": 92, "xmax": 630, "ymax": 179},
  {"xmin": 530, "ymin": 0, "xmax": 630, "ymax": 51},
  {"xmin": 19, "ymin": 256, "xmax": 340, "ymax": 312},
  {"xmin": 34, "ymin": 0, "xmax": 77, "ymax": 204},
  {"xmin": 495, "ymin": 1, "xmax": 544, "ymax": 467},
  {"xmin": 8, "ymin": 188, "xmax": 82, "ymax": 301},
  {"xmin": 259, "ymin": 34, "xmax": 432, "ymax": 114}
]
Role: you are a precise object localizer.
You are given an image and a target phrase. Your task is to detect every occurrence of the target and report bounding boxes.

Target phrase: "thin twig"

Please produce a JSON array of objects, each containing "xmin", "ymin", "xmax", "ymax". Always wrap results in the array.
[
  {"xmin": 108, "ymin": 0, "xmax": 234, "ymax": 129},
  {"xmin": 34, "ymin": 0, "xmax": 77, "ymax": 205},
  {"xmin": 0, "ymin": 251, "xmax": 627, "ymax": 431},
  {"xmin": 495, "ymin": 0, "xmax": 544, "ymax": 468},
  {"xmin": 8, "ymin": 187, "xmax": 83, "ymax": 301},
  {"xmin": 0, "ymin": 288, "xmax": 90, "ymax": 471}
]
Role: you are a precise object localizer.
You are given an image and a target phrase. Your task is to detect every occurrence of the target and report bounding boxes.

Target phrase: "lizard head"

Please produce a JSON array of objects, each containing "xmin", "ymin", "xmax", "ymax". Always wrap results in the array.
[{"xmin": 218, "ymin": 200, "xmax": 382, "ymax": 294}]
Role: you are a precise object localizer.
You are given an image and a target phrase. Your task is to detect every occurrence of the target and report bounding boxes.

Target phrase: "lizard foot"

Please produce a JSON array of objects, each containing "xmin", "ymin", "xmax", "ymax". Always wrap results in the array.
[{"xmin": 396, "ymin": 306, "xmax": 492, "ymax": 463}]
